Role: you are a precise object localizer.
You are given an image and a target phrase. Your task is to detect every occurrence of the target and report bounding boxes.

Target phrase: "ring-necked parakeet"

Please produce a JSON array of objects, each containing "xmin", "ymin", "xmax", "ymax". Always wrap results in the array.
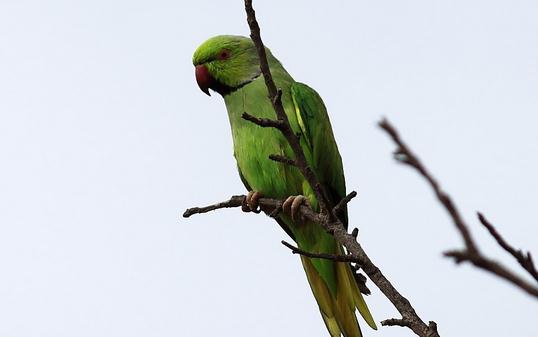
[{"xmin": 192, "ymin": 35, "xmax": 376, "ymax": 337}]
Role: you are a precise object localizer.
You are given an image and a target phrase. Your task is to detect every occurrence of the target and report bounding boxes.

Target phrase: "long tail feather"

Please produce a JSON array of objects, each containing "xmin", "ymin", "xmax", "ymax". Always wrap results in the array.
[
  {"xmin": 300, "ymin": 248, "xmax": 376, "ymax": 337},
  {"xmin": 321, "ymin": 310, "xmax": 342, "ymax": 337}
]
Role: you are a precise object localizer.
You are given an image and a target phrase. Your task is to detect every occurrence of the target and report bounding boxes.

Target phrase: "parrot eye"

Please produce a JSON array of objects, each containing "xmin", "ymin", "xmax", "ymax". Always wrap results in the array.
[{"xmin": 218, "ymin": 49, "xmax": 231, "ymax": 60}]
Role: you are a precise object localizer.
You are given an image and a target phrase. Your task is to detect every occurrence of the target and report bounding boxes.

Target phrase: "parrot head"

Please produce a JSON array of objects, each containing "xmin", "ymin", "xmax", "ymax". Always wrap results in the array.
[{"xmin": 192, "ymin": 35, "xmax": 264, "ymax": 96}]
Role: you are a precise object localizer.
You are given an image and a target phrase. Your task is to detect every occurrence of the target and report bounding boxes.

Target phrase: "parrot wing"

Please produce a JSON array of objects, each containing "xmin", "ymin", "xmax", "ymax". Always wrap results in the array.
[{"xmin": 291, "ymin": 82, "xmax": 348, "ymax": 227}]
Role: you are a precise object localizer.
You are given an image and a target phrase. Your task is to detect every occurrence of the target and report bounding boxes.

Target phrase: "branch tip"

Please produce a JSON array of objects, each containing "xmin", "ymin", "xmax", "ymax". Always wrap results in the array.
[
  {"xmin": 269, "ymin": 154, "xmax": 297, "ymax": 166},
  {"xmin": 281, "ymin": 240, "xmax": 359, "ymax": 263}
]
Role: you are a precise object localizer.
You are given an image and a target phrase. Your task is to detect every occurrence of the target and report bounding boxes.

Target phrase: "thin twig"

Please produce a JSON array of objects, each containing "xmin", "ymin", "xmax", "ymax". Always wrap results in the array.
[
  {"xmin": 269, "ymin": 154, "xmax": 298, "ymax": 166},
  {"xmin": 333, "ymin": 191, "xmax": 358, "ymax": 218},
  {"xmin": 379, "ymin": 118, "xmax": 477, "ymax": 253},
  {"xmin": 382, "ymin": 319, "xmax": 439, "ymax": 337},
  {"xmin": 241, "ymin": 112, "xmax": 285, "ymax": 129},
  {"xmin": 183, "ymin": 195, "xmax": 244, "ymax": 218},
  {"xmin": 478, "ymin": 212, "xmax": 538, "ymax": 282},
  {"xmin": 184, "ymin": 195, "xmax": 316, "ymax": 220},
  {"xmin": 281, "ymin": 240, "xmax": 358, "ymax": 263},
  {"xmin": 381, "ymin": 318, "xmax": 410, "ymax": 328},
  {"xmin": 244, "ymin": 0, "xmax": 330, "ymax": 215},
  {"xmin": 380, "ymin": 118, "xmax": 538, "ymax": 299}
]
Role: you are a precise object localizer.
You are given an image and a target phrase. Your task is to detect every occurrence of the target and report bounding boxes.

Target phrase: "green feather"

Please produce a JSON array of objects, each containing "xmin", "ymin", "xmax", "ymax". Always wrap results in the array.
[{"xmin": 193, "ymin": 35, "xmax": 376, "ymax": 336}]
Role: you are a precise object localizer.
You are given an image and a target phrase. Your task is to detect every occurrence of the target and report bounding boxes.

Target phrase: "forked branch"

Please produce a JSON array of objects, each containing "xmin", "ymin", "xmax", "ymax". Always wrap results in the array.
[
  {"xmin": 185, "ymin": 1, "xmax": 442, "ymax": 336},
  {"xmin": 379, "ymin": 119, "xmax": 538, "ymax": 299}
]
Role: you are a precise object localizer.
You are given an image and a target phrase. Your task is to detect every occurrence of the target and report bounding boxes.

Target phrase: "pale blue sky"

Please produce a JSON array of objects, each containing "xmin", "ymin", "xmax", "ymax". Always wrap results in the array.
[{"xmin": 0, "ymin": 1, "xmax": 537, "ymax": 336}]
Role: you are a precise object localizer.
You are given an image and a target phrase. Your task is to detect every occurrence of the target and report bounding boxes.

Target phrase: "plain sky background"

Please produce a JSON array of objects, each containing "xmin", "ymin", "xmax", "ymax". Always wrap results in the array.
[{"xmin": 1, "ymin": 0, "xmax": 537, "ymax": 336}]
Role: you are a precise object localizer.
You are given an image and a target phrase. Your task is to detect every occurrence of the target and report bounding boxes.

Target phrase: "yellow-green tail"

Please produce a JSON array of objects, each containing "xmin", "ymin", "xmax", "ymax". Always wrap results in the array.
[{"xmin": 300, "ymin": 248, "xmax": 377, "ymax": 337}]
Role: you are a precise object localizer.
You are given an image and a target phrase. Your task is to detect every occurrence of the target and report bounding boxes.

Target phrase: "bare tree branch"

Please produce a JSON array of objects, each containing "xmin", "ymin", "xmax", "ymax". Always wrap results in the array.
[
  {"xmin": 379, "ymin": 118, "xmax": 538, "ymax": 299},
  {"xmin": 184, "ymin": 190, "xmax": 441, "ymax": 336},
  {"xmin": 268, "ymin": 154, "xmax": 298, "ymax": 166},
  {"xmin": 185, "ymin": 2, "xmax": 444, "ymax": 336},
  {"xmin": 244, "ymin": 2, "xmax": 441, "ymax": 334},
  {"xmin": 333, "ymin": 191, "xmax": 358, "ymax": 218},
  {"xmin": 381, "ymin": 318, "xmax": 410, "ymax": 328},
  {"xmin": 183, "ymin": 195, "xmax": 244, "ymax": 218},
  {"xmin": 241, "ymin": 112, "xmax": 285, "ymax": 129},
  {"xmin": 378, "ymin": 119, "xmax": 477, "ymax": 253},
  {"xmin": 477, "ymin": 212, "xmax": 538, "ymax": 282},
  {"xmin": 244, "ymin": 0, "xmax": 330, "ymax": 215},
  {"xmin": 281, "ymin": 240, "xmax": 358, "ymax": 263}
]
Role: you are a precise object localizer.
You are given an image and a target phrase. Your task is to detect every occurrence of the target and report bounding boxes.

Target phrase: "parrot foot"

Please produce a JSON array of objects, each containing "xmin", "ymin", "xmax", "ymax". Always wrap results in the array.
[
  {"xmin": 283, "ymin": 195, "xmax": 310, "ymax": 222},
  {"xmin": 242, "ymin": 191, "xmax": 263, "ymax": 213}
]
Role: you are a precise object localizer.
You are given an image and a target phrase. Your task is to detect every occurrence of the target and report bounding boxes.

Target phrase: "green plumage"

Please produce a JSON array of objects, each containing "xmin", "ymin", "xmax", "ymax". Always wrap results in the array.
[{"xmin": 193, "ymin": 35, "xmax": 376, "ymax": 337}]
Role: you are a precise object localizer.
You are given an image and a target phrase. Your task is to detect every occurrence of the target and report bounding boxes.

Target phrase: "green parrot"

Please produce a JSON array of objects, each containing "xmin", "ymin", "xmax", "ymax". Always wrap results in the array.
[{"xmin": 192, "ymin": 35, "xmax": 376, "ymax": 337}]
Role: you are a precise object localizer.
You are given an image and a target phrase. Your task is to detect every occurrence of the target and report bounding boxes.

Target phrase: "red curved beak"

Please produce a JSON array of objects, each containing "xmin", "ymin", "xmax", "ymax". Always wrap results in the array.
[{"xmin": 195, "ymin": 64, "xmax": 212, "ymax": 96}]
